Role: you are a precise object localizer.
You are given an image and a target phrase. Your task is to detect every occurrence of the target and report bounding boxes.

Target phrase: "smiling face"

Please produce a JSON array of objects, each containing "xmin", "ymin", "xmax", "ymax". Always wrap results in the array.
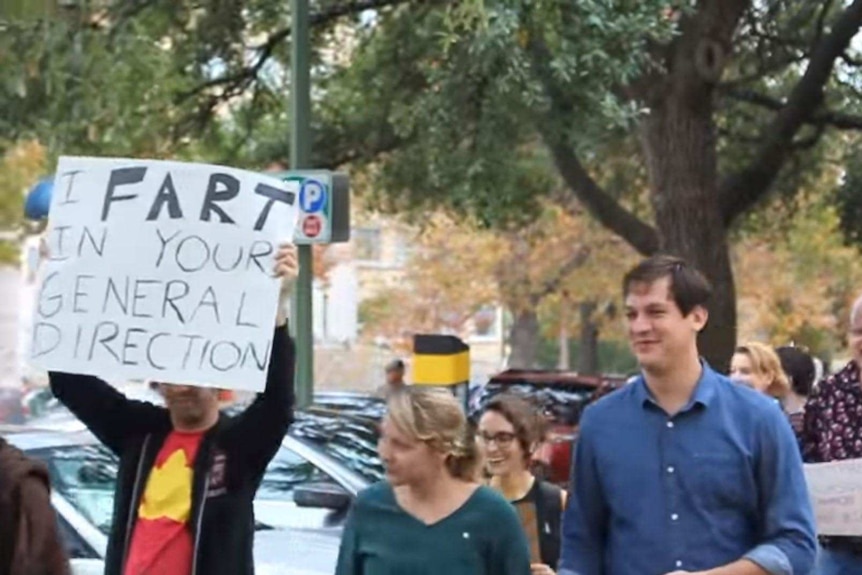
[
  {"xmin": 730, "ymin": 352, "xmax": 772, "ymax": 392},
  {"xmin": 477, "ymin": 410, "xmax": 528, "ymax": 477},
  {"xmin": 624, "ymin": 277, "xmax": 707, "ymax": 375}
]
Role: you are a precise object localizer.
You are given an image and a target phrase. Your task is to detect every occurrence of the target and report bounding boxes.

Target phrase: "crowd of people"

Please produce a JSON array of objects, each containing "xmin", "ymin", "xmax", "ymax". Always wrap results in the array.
[{"xmin": 1, "ymin": 248, "xmax": 861, "ymax": 575}]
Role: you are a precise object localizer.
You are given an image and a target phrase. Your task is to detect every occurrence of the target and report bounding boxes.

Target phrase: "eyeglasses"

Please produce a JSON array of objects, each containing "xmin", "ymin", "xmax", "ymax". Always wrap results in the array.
[{"xmin": 477, "ymin": 431, "xmax": 517, "ymax": 447}]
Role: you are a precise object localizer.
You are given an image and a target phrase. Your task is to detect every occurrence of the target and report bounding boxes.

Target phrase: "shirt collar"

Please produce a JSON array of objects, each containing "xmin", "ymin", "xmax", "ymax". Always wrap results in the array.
[{"xmin": 632, "ymin": 361, "xmax": 718, "ymax": 411}]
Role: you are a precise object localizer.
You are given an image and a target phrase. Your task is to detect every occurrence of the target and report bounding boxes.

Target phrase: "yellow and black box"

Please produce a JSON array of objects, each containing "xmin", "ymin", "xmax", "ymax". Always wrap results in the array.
[{"xmin": 412, "ymin": 334, "xmax": 470, "ymax": 387}]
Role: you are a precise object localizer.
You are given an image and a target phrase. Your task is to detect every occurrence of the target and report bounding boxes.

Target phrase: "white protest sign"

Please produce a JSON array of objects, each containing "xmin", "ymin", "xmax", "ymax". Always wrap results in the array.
[
  {"xmin": 805, "ymin": 459, "xmax": 862, "ymax": 536},
  {"xmin": 29, "ymin": 157, "xmax": 299, "ymax": 392}
]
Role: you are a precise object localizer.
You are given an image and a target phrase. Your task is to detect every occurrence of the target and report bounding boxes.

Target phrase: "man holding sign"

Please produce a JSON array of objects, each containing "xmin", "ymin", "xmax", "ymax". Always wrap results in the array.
[
  {"xmin": 802, "ymin": 295, "xmax": 862, "ymax": 574},
  {"xmin": 31, "ymin": 157, "xmax": 303, "ymax": 575}
]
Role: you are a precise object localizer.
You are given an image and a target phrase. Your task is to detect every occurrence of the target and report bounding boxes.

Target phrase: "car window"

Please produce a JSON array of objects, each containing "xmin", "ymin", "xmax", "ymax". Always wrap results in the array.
[
  {"xmin": 257, "ymin": 446, "xmax": 339, "ymax": 501},
  {"xmin": 290, "ymin": 411, "xmax": 384, "ymax": 484},
  {"xmin": 29, "ymin": 444, "xmax": 118, "ymax": 535}
]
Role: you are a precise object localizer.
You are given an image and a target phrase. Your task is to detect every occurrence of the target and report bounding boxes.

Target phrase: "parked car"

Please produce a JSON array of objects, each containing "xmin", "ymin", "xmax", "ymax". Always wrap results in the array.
[
  {"xmin": 3, "ymin": 406, "xmax": 383, "ymax": 575},
  {"xmin": 468, "ymin": 369, "xmax": 629, "ymax": 486}
]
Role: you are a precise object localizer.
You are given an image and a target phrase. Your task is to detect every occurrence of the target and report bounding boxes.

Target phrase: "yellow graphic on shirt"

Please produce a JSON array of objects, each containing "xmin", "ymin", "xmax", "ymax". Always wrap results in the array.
[{"xmin": 138, "ymin": 449, "xmax": 193, "ymax": 523}]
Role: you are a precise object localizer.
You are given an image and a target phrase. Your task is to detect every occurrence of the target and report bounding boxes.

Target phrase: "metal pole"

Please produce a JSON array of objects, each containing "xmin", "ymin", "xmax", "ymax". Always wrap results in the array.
[{"xmin": 290, "ymin": 0, "xmax": 313, "ymax": 409}]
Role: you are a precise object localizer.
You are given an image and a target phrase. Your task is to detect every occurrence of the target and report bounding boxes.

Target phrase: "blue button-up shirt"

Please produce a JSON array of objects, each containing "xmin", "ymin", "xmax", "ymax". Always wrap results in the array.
[{"xmin": 559, "ymin": 365, "xmax": 816, "ymax": 575}]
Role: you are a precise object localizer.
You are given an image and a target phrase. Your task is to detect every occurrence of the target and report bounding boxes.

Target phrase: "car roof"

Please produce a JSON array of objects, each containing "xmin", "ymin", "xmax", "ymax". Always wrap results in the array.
[
  {"xmin": 1, "ymin": 425, "xmax": 98, "ymax": 450},
  {"xmin": 487, "ymin": 369, "xmax": 627, "ymax": 388}
]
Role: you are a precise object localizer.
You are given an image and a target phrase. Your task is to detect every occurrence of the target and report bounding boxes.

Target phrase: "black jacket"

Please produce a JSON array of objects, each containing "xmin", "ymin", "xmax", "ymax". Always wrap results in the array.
[{"xmin": 49, "ymin": 325, "xmax": 294, "ymax": 575}]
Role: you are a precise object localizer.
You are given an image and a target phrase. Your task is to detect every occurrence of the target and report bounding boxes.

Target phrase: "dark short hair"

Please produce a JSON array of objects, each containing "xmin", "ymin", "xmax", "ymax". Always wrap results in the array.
[
  {"xmin": 480, "ymin": 394, "xmax": 546, "ymax": 463},
  {"xmin": 622, "ymin": 254, "xmax": 712, "ymax": 316},
  {"xmin": 776, "ymin": 346, "xmax": 816, "ymax": 397},
  {"xmin": 385, "ymin": 359, "xmax": 405, "ymax": 373}
]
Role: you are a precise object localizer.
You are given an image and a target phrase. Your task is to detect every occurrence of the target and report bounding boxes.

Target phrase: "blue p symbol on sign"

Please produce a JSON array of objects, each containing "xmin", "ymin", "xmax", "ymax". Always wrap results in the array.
[{"xmin": 300, "ymin": 179, "xmax": 327, "ymax": 214}]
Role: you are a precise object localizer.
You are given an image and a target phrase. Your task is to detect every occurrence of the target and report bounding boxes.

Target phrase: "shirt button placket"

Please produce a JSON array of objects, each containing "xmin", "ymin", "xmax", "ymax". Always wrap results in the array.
[{"xmin": 665, "ymin": 418, "xmax": 683, "ymax": 569}]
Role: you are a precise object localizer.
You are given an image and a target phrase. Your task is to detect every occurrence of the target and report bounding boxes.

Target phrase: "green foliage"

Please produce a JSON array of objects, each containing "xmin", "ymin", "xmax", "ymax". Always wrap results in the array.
[
  {"xmin": 534, "ymin": 336, "xmax": 637, "ymax": 375},
  {"xmin": 835, "ymin": 144, "xmax": 862, "ymax": 250},
  {"xmin": 311, "ymin": 1, "xmax": 674, "ymax": 227}
]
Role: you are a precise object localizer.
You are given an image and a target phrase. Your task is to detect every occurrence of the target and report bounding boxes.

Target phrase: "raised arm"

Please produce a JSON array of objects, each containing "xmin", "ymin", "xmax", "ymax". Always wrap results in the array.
[
  {"xmin": 49, "ymin": 372, "xmax": 168, "ymax": 454},
  {"xmin": 228, "ymin": 323, "xmax": 295, "ymax": 475},
  {"xmin": 226, "ymin": 242, "xmax": 297, "ymax": 476}
]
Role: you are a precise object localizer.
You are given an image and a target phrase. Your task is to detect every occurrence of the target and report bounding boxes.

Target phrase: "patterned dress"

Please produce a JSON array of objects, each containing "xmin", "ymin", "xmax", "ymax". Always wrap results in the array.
[{"xmin": 801, "ymin": 360, "xmax": 862, "ymax": 556}]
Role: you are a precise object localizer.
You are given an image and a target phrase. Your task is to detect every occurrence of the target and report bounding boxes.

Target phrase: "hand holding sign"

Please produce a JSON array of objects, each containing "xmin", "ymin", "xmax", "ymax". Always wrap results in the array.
[
  {"xmin": 273, "ymin": 243, "xmax": 298, "ymax": 328},
  {"xmin": 273, "ymin": 243, "xmax": 298, "ymax": 295}
]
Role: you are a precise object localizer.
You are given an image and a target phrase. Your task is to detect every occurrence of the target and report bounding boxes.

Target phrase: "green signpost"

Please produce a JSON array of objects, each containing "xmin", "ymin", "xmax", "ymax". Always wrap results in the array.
[{"xmin": 288, "ymin": 0, "xmax": 350, "ymax": 407}]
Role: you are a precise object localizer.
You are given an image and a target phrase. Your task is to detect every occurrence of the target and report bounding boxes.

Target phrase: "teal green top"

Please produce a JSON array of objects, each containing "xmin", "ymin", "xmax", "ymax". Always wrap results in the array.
[{"xmin": 335, "ymin": 482, "xmax": 531, "ymax": 575}]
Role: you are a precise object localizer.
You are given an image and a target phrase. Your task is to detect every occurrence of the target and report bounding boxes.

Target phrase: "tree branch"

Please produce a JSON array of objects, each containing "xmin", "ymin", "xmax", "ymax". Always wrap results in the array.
[
  {"xmin": 722, "ymin": 87, "xmax": 862, "ymax": 130},
  {"xmin": 176, "ymin": 0, "xmax": 414, "ymax": 103},
  {"xmin": 528, "ymin": 245, "xmax": 593, "ymax": 306},
  {"xmin": 719, "ymin": 0, "xmax": 862, "ymax": 225},
  {"xmin": 523, "ymin": 28, "xmax": 659, "ymax": 255}
]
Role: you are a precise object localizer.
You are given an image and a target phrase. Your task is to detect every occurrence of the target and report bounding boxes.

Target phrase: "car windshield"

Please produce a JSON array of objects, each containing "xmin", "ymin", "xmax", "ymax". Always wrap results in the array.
[{"xmin": 29, "ymin": 444, "xmax": 118, "ymax": 535}]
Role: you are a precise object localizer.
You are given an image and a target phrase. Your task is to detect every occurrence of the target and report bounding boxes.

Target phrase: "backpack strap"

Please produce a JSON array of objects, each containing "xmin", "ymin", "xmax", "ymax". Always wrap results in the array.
[{"xmin": 534, "ymin": 480, "xmax": 562, "ymax": 568}]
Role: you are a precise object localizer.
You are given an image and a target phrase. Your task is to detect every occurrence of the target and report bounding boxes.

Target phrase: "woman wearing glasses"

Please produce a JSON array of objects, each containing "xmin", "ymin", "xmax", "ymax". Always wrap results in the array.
[
  {"xmin": 335, "ymin": 387, "xmax": 531, "ymax": 575},
  {"xmin": 477, "ymin": 395, "xmax": 565, "ymax": 575}
]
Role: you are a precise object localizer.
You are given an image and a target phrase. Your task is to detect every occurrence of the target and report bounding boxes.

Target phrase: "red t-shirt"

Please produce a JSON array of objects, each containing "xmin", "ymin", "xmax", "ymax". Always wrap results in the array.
[{"xmin": 124, "ymin": 430, "xmax": 204, "ymax": 575}]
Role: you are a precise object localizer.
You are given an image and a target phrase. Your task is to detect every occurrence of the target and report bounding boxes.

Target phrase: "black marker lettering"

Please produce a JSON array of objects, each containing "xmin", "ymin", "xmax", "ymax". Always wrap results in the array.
[
  {"xmin": 155, "ymin": 229, "xmax": 181, "ymax": 268},
  {"xmin": 210, "ymin": 341, "xmax": 242, "ymax": 372},
  {"xmin": 146, "ymin": 173, "xmax": 184, "ymax": 221},
  {"xmin": 190, "ymin": 286, "xmax": 220, "ymax": 323},
  {"xmin": 146, "ymin": 332, "xmax": 169, "ymax": 370},
  {"xmin": 59, "ymin": 170, "xmax": 83, "ymax": 205},
  {"xmin": 212, "ymin": 243, "xmax": 243, "ymax": 272},
  {"xmin": 73, "ymin": 325, "xmax": 83, "ymax": 359},
  {"xmin": 179, "ymin": 334, "xmax": 203, "ymax": 369},
  {"xmin": 50, "ymin": 225, "xmax": 71, "ymax": 261},
  {"xmin": 37, "ymin": 272, "xmax": 63, "ymax": 318},
  {"xmin": 175, "ymin": 235, "xmax": 211, "ymax": 273},
  {"xmin": 253, "ymin": 182, "xmax": 296, "ymax": 231},
  {"xmin": 103, "ymin": 277, "xmax": 129, "ymax": 315},
  {"xmin": 121, "ymin": 328, "xmax": 146, "ymax": 366},
  {"xmin": 31, "ymin": 323, "xmax": 62, "ymax": 357},
  {"xmin": 88, "ymin": 321, "xmax": 120, "ymax": 363},
  {"xmin": 102, "ymin": 167, "xmax": 147, "ymax": 221},
  {"xmin": 72, "ymin": 274, "xmax": 94, "ymax": 314},
  {"xmin": 132, "ymin": 279, "xmax": 160, "ymax": 318},
  {"xmin": 77, "ymin": 226, "xmax": 107, "ymax": 257},
  {"xmin": 162, "ymin": 280, "xmax": 189, "ymax": 323},
  {"xmin": 234, "ymin": 292, "xmax": 257, "ymax": 327},
  {"xmin": 242, "ymin": 340, "xmax": 271, "ymax": 371},
  {"xmin": 200, "ymin": 173, "xmax": 238, "ymax": 224},
  {"xmin": 246, "ymin": 241, "xmax": 274, "ymax": 273}
]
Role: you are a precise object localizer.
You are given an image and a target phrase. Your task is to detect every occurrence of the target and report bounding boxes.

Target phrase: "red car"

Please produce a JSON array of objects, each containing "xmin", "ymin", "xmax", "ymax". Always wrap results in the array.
[{"xmin": 469, "ymin": 369, "xmax": 628, "ymax": 486}]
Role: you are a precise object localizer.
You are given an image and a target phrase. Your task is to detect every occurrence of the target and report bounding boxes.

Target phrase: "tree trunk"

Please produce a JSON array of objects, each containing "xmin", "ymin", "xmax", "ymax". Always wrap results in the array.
[
  {"xmin": 639, "ymin": 71, "xmax": 736, "ymax": 372},
  {"xmin": 577, "ymin": 300, "xmax": 599, "ymax": 375},
  {"xmin": 508, "ymin": 309, "xmax": 540, "ymax": 369}
]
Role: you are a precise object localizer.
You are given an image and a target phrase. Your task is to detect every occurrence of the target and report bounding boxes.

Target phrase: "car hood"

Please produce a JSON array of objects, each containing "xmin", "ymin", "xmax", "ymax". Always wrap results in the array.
[
  {"xmin": 71, "ymin": 528, "xmax": 342, "ymax": 575},
  {"xmin": 254, "ymin": 527, "xmax": 342, "ymax": 575}
]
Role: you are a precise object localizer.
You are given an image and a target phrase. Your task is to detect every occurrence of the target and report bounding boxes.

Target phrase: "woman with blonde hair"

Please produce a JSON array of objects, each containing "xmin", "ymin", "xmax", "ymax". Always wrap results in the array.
[
  {"xmin": 335, "ymin": 387, "xmax": 531, "ymax": 575},
  {"xmin": 730, "ymin": 341, "xmax": 791, "ymax": 399}
]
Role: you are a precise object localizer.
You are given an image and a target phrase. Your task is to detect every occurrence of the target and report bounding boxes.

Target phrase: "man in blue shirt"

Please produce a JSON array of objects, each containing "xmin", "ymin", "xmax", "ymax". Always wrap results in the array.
[{"xmin": 559, "ymin": 256, "xmax": 816, "ymax": 575}]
